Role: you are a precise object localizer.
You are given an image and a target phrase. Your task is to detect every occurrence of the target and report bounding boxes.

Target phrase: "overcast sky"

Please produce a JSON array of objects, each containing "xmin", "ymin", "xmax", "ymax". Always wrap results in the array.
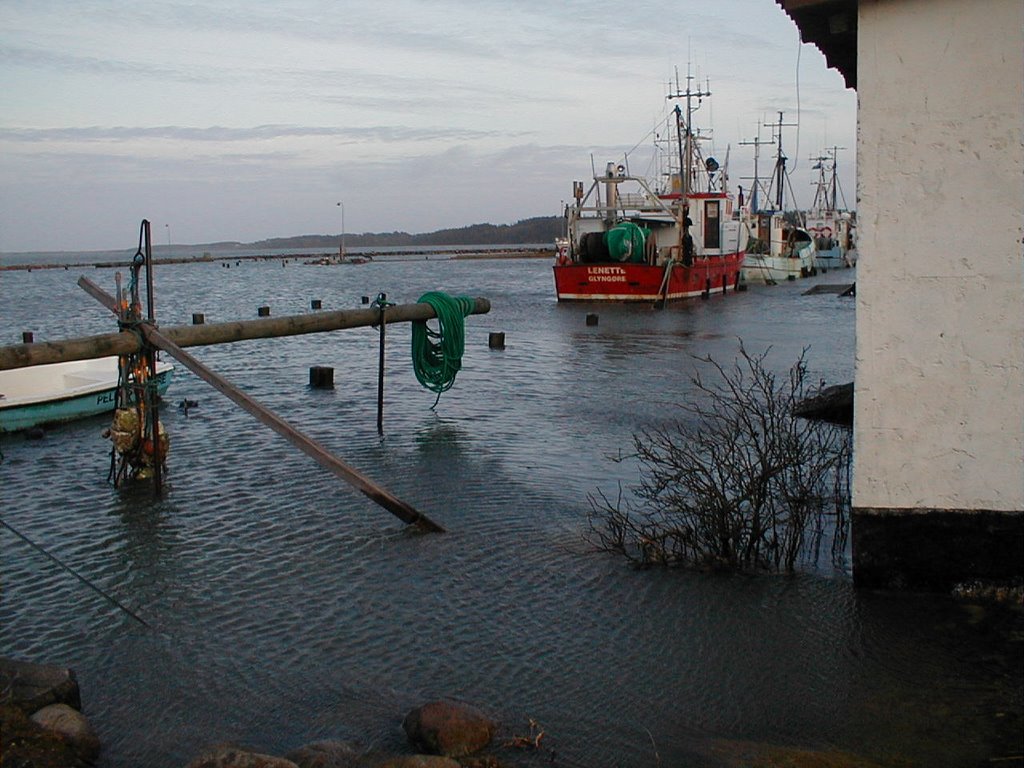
[{"xmin": 0, "ymin": 0, "xmax": 856, "ymax": 253}]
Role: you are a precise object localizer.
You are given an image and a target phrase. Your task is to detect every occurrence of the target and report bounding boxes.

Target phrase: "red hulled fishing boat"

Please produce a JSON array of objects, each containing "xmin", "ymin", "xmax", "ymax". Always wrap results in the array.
[{"xmin": 553, "ymin": 77, "xmax": 746, "ymax": 302}]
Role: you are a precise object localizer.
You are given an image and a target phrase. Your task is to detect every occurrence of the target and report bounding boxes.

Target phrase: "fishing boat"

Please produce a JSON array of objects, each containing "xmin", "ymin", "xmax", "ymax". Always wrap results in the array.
[
  {"xmin": 0, "ymin": 357, "xmax": 173, "ymax": 433},
  {"xmin": 740, "ymin": 112, "xmax": 817, "ymax": 284},
  {"xmin": 553, "ymin": 77, "xmax": 746, "ymax": 302},
  {"xmin": 805, "ymin": 147, "xmax": 856, "ymax": 270}
]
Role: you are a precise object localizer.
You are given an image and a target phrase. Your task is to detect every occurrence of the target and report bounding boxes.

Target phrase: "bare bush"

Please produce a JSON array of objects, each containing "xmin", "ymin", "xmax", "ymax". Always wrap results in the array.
[{"xmin": 587, "ymin": 345, "xmax": 851, "ymax": 573}]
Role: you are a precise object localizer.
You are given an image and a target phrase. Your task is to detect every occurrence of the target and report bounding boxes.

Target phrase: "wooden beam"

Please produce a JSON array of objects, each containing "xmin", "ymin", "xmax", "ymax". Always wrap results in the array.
[{"xmin": 0, "ymin": 278, "xmax": 490, "ymax": 370}]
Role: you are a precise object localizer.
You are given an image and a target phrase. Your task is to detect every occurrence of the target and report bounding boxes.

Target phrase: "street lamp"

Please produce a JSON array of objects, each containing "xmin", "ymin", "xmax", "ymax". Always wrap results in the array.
[
  {"xmin": 165, "ymin": 223, "xmax": 171, "ymax": 248},
  {"xmin": 336, "ymin": 201, "xmax": 345, "ymax": 259}
]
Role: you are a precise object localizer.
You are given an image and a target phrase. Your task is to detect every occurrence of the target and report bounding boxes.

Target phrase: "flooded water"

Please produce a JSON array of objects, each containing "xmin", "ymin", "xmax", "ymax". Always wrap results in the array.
[{"xmin": 1, "ymin": 256, "xmax": 1020, "ymax": 767}]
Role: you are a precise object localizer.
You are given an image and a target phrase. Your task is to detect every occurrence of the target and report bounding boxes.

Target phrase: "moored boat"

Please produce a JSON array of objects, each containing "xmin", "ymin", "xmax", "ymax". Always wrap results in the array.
[
  {"xmin": 553, "ymin": 77, "xmax": 746, "ymax": 302},
  {"xmin": 0, "ymin": 357, "xmax": 173, "ymax": 433},
  {"xmin": 740, "ymin": 112, "xmax": 817, "ymax": 284},
  {"xmin": 805, "ymin": 147, "xmax": 856, "ymax": 270}
]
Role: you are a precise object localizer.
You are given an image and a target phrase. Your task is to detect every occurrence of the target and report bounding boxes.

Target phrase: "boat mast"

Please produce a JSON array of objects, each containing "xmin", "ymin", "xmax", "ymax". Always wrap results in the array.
[
  {"xmin": 667, "ymin": 68, "xmax": 711, "ymax": 202},
  {"xmin": 740, "ymin": 132, "xmax": 770, "ymax": 213}
]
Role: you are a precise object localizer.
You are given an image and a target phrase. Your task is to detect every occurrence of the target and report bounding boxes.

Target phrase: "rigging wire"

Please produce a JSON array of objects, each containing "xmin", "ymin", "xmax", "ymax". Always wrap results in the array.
[{"xmin": 0, "ymin": 516, "xmax": 152, "ymax": 628}]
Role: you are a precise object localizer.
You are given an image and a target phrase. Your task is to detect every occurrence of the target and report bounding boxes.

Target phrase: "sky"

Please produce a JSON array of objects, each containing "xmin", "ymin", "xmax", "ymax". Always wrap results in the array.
[{"xmin": 0, "ymin": 0, "xmax": 857, "ymax": 253}]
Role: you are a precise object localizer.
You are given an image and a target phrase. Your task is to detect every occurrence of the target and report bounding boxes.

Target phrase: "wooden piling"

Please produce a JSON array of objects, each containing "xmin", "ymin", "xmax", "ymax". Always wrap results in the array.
[
  {"xmin": 21, "ymin": 332, "xmax": 33, "ymax": 344},
  {"xmin": 488, "ymin": 332, "xmax": 505, "ymax": 349},
  {"xmin": 192, "ymin": 313, "xmax": 205, "ymax": 325},
  {"xmin": 586, "ymin": 313, "xmax": 598, "ymax": 326},
  {"xmin": 309, "ymin": 366, "xmax": 334, "ymax": 389},
  {"xmin": 311, "ymin": 299, "xmax": 322, "ymax": 310},
  {"xmin": 258, "ymin": 306, "xmax": 270, "ymax": 317}
]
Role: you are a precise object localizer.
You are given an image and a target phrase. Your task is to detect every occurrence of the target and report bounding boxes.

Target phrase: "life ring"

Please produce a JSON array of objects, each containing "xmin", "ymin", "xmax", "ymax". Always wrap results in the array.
[{"xmin": 556, "ymin": 244, "xmax": 570, "ymax": 266}]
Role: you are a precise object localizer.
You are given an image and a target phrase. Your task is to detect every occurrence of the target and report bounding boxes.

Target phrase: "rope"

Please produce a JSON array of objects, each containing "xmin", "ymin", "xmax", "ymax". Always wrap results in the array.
[{"xmin": 410, "ymin": 291, "xmax": 475, "ymax": 407}]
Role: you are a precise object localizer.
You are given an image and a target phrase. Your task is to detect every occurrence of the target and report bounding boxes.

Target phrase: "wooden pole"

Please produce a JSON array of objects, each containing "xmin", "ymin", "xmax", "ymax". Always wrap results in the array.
[
  {"xmin": 80, "ymin": 279, "xmax": 445, "ymax": 533},
  {"xmin": 0, "ymin": 278, "xmax": 490, "ymax": 370}
]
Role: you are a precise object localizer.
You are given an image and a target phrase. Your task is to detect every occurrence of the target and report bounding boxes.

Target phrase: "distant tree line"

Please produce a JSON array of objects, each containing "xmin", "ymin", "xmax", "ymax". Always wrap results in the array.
[{"xmin": 248, "ymin": 217, "xmax": 562, "ymax": 250}]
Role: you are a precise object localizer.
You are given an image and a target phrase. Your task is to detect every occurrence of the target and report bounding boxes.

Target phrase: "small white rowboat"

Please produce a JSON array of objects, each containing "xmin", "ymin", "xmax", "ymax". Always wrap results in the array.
[{"xmin": 0, "ymin": 357, "xmax": 173, "ymax": 434}]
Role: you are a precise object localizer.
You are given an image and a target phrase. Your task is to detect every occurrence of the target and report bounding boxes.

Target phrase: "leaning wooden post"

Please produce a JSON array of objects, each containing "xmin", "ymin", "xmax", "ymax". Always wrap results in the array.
[{"xmin": 77, "ymin": 277, "xmax": 446, "ymax": 533}]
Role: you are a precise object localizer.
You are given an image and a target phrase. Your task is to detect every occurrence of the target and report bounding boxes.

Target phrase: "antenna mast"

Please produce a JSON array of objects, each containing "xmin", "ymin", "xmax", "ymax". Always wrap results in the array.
[{"xmin": 667, "ymin": 67, "xmax": 711, "ymax": 202}]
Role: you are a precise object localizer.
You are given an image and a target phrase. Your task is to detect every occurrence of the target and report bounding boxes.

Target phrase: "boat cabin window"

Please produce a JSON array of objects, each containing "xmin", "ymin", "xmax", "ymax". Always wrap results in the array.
[{"xmin": 703, "ymin": 200, "xmax": 720, "ymax": 249}]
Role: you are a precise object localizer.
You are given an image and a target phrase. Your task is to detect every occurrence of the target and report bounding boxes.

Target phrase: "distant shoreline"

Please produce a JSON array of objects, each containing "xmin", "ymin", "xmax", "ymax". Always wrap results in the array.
[{"xmin": 0, "ymin": 246, "xmax": 553, "ymax": 272}]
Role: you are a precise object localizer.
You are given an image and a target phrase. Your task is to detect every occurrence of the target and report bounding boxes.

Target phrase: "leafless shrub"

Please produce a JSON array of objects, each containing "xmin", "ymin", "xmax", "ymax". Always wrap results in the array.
[{"xmin": 587, "ymin": 344, "xmax": 851, "ymax": 573}]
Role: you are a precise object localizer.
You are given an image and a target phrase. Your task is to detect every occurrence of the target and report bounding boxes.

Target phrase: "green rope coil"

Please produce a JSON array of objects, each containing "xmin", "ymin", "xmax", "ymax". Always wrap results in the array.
[{"xmin": 411, "ymin": 291, "xmax": 476, "ymax": 405}]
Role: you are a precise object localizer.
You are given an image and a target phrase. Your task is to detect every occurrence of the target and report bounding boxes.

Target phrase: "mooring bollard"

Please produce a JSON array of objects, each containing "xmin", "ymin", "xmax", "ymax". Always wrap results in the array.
[
  {"xmin": 22, "ymin": 331, "xmax": 33, "ymax": 344},
  {"xmin": 586, "ymin": 313, "xmax": 598, "ymax": 326},
  {"xmin": 258, "ymin": 306, "xmax": 270, "ymax": 317},
  {"xmin": 311, "ymin": 299, "xmax": 322, "ymax": 310},
  {"xmin": 309, "ymin": 366, "xmax": 334, "ymax": 389},
  {"xmin": 488, "ymin": 332, "xmax": 506, "ymax": 349},
  {"xmin": 192, "ymin": 313, "xmax": 205, "ymax": 325}
]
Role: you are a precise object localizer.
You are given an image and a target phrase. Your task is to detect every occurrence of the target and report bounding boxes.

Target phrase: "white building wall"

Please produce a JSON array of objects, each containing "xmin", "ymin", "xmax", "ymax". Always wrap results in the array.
[{"xmin": 854, "ymin": 0, "xmax": 1024, "ymax": 511}]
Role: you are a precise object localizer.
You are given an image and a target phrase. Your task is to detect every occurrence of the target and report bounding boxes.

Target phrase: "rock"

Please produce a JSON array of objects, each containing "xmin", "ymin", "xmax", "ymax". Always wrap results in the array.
[
  {"xmin": 0, "ymin": 704, "xmax": 85, "ymax": 767},
  {"xmin": 793, "ymin": 382, "xmax": 854, "ymax": 425},
  {"xmin": 375, "ymin": 757, "xmax": 461, "ymax": 768},
  {"xmin": 284, "ymin": 740, "xmax": 367, "ymax": 768},
  {"xmin": 30, "ymin": 703, "xmax": 101, "ymax": 763},
  {"xmin": 0, "ymin": 657, "xmax": 82, "ymax": 713},
  {"xmin": 402, "ymin": 701, "xmax": 495, "ymax": 758},
  {"xmin": 186, "ymin": 744, "xmax": 300, "ymax": 768}
]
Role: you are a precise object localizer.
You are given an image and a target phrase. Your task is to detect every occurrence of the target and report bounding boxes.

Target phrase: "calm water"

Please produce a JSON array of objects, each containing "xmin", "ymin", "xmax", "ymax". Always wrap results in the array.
[{"xmin": 1, "ymin": 256, "xmax": 1020, "ymax": 767}]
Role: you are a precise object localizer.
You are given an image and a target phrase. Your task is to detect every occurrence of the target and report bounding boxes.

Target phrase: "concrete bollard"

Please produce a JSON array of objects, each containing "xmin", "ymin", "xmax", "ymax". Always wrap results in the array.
[
  {"xmin": 311, "ymin": 299, "xmax": 322, "ymax": 310},
  {"xmin": 258, "ymin": 306, "xmax": 270, "ymax": 317},
  {"xmin": 192, "ymin": 313, "xmax": 205, "ymax": 325},
  {"xmin": 22, "ymin": 331, "xmax": 34, "ymax": 344},
  {"xmin": 309, "ymin": 366, "xmax": 334, "ymax": 389},
  {"xmin": 586, "ymin": 313, "xmax": 598, "ymax": 326},
  {"xmin": 488, "ymin": 332, "xmax": 506, "ymax": 350}
]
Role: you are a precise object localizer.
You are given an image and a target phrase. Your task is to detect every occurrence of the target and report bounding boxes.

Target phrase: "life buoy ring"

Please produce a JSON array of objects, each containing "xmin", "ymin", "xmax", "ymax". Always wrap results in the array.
[{"xmin": 556, "ymin": 245, "xmax": 570, "ymax": 266}]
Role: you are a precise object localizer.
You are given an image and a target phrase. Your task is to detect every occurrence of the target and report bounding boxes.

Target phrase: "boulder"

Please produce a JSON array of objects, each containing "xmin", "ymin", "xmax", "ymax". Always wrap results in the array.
[
  {"xmin": 186, "ymin": 744, "xmax": 300, "ymax": 768},
  {"xmin": 284, "ymin": 740, "xmax": 366, "ymax": 768},
  {"xmin": 0, "ymin": 704, "xmax": 84, "ymax": 768},
  {"xmin": 31, "ymin": 703, "xmax": 101, "ymax": 763},
  {"xmin": 0, "ymin": 657, "xmax": 81, "ymax": 713},
  {"xmin": 375, "ymin": 757, "xmax": 461, "ymax": 768},
  {"xmin": 402, "ymin": 701, "xmax": 494, "ymax": 758}
]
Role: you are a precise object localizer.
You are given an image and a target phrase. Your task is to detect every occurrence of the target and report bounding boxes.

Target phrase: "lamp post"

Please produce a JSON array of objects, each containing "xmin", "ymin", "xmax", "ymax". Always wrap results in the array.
[
  {"xmin": 336, "ymin": 201, "xmax": 345, "ymax": 259},
  {"xmin": 165, "ymin": 224, "xmax": 171, "ymax": 248}
]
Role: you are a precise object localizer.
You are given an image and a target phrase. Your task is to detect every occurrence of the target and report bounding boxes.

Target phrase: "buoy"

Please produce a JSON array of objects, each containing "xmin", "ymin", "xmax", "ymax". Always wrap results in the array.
[{"xmin": 488, "ymin": 332, "xmax": 506, "ymax": 350}]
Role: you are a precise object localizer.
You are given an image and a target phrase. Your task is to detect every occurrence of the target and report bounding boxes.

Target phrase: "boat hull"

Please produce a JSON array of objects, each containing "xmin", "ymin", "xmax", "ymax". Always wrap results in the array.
[
  {"xmin": 741, "ymin": 243, "xmax": 816, "ymax": 284},
  {"xmin": 553, "ymin": 253, "xmax": 744, "ymax": 302},
  {"xmin": 0, "ymin": 358, "xmax": 173, "ymax": 433}
]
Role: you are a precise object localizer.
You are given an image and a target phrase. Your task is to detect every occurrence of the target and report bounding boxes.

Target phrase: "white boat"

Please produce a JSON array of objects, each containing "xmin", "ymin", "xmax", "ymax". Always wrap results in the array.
[
  {"xmin": 740, "ymin": 112, "xmax": 817, "ymax": 284},
  {"xmin": 0, "ymin": 357, "xmax": 173, "ymax": 433},
  {"xmin": 805, "ymin": 147, "xmax": 857, "ymax": 270}
]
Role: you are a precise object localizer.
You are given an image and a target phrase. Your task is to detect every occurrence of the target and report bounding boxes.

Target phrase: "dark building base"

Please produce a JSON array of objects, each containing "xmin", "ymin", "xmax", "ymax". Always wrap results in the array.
[{"xmin": 852, "ymin": 508, "xmax": 1024, "ymax": 591}]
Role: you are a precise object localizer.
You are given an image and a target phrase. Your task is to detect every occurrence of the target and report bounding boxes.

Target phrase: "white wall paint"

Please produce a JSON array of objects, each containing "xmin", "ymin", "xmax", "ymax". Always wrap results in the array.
[{"xmin": 854, "ymin": 0, "xmax": 1024, "ymax": 510}]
